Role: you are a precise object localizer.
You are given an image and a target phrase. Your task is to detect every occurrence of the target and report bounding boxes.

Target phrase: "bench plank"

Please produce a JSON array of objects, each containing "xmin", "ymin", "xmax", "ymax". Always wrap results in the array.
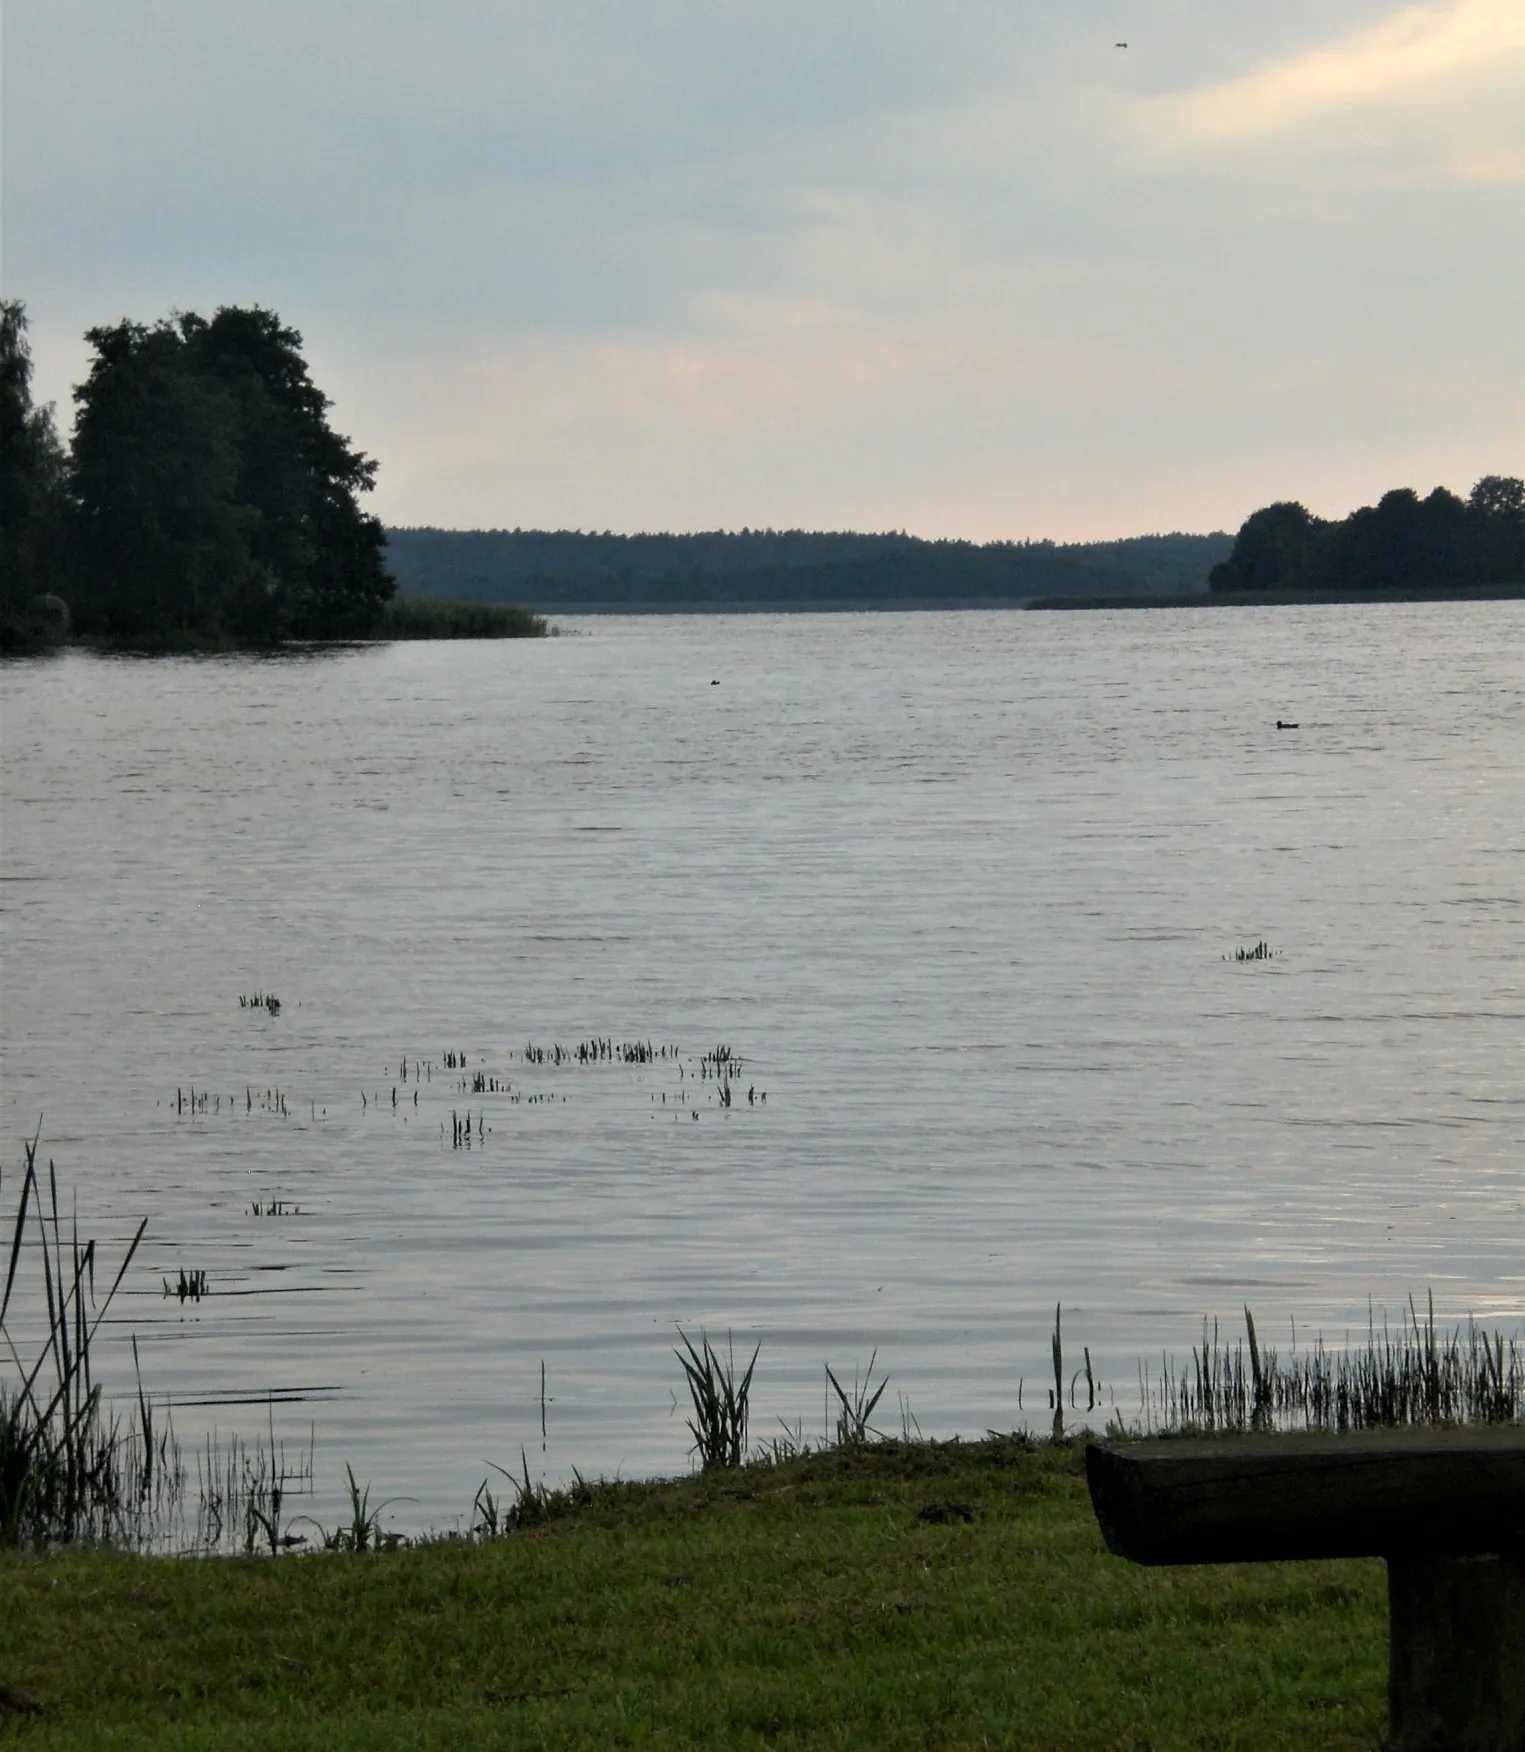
[{"xmin": 1085, "ymin": 1427, "xmax": 1525, "ymax": 1565}]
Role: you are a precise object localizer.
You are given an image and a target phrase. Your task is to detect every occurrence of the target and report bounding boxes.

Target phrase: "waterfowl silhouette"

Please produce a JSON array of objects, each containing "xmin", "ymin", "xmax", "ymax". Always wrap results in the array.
[{"xmin": 1276, "ymin": 720, "xmax": 1299, "ymax": 729}]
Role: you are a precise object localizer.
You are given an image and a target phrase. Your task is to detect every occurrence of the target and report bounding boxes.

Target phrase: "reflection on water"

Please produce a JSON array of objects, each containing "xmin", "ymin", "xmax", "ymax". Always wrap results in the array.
[{"xmin": 2, "ymin": 603, "xmax": 1522, "ymax": 1529}]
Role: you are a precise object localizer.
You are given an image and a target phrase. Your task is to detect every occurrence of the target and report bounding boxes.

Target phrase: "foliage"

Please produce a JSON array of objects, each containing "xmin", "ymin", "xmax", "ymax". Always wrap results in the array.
[
  {"xmin": 1206, "ymin": 500, "xmax": 1325, "ymax": 591},
  {"xmin": 0, "ymin": 302, "xmax": 72, "ymax": 644},
  {"xmin": 68, "ymin": 306, "xmax": 393, "ymax": 643},
  {"xmin": 1211, "ymin": 476, "xmax": 1525, "ymax": 594},
  {"xmin": 0, "ymin": 1438, "xmax": 1388, "ymax": 1748}
]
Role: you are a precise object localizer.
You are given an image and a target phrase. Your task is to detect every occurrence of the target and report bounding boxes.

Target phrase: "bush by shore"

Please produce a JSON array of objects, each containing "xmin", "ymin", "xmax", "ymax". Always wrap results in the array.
[{"xmin": 373, "ymin": 595, "xmax": 547, "ymax": 640}]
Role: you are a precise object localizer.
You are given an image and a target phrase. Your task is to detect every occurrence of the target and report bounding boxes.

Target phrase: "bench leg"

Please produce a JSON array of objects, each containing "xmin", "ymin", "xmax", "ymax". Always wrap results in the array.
[{"xmin": 1387, "ymin": 1553, "xmax": 1525, "ymax": 1752}]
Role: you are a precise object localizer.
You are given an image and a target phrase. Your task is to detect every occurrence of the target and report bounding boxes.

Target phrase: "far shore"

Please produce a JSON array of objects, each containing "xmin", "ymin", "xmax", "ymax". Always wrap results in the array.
[
  {"xmin": 463, "ymin": 582, "xmax": 1524, "ymax": 616},
  {"xmin": 1028, "ymin": 581, "xmax": 1525, "ymax": 611}
]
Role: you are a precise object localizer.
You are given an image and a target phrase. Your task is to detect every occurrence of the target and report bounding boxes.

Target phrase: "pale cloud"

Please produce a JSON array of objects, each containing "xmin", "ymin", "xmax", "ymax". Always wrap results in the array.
[
  {"xmin": 1147, "ymin": 0, "xmax": 1525, "ymax": 142},
  {"xmin": 8, "ymin": 1, "xmax": 1522, "ymax": 538},
  {"xmin": 1456, "ymin": 148, "xmax": 1525, "ymax": 180}
]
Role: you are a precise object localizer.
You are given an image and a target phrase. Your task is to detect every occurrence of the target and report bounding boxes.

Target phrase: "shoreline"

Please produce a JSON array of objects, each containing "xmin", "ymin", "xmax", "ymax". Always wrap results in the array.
[
  {"xmin": 1027, "ymin": 582, "xmax": 1525, "ymax": 611},
  {"xmin": 10, "ymin": 585, "xmax": 1522, "ymax": 650},
  {"xmin": 0, "ymin": 1435, "xmax": 1392, "ymax": 1745}
]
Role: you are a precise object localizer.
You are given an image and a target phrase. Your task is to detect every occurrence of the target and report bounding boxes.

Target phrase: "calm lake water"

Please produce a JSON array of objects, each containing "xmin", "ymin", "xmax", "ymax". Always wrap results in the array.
[{"xmin": 2, "ymin": 605, "xmax": 1522, "ymax": 1531}]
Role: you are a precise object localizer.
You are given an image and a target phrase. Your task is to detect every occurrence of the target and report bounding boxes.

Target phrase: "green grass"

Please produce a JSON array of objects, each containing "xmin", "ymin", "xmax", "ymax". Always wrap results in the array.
[{"xmin": 0, "ymin": 1438, "xmax": 1387, "ymax": 1749}]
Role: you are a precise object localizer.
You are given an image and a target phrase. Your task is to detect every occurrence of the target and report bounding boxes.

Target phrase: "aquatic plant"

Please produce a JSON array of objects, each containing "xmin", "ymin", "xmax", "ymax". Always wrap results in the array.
[
  {"xmin": 675, "ymin": 1328, "xmax": 758, "ymax": 1469},
  {"xmin": 303, "ymin": 1464, "xmax": 409, "ymax": 1553},
  {"xmin": 1, "ymin": 1132, "xmax": 157, "ymax": 1545},
  {"xmin": 374, "ymin": 596, "xmax": 547, "ymax": 640},
  {"xmin": 824, "ymin": 1352, "xmax": 890, "ymax": 1447},
  {"xmin": 193, "ymin": 1420, "xmax": 315, "ymax": 1556},
  {"xmin": 1125, "ymin": 1295, "xmax": 1523, "ymax": 1436},
  {"xmin": 1049, "ymin": 1303, "xmax": 1064, "ymax": 1439},
  {"xmin": 1225, "ymin": 940, "xmax": 1279, "ymax": 962}
]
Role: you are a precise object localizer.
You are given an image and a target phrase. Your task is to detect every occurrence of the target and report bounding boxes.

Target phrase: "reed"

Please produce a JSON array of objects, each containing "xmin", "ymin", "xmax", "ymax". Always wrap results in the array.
[
  {"xmin": 1125, "ymin": 1294, "xmax": 1524, "ymax": 1437},
  {"xmin": 302, "ymin": 1464, "xmax": 409, "ymax": 1553},
  {"xmin": 823, "ymin": 1351, "xmax": 889, "ymax": 1447},
  {"xmin": 1, "ymin": 1132, "xmax": 155, "ymax": 1545},
  {"xmin": 1225, "ymin": 940, "xmax": 1279, "ymax": 962},
  {"xmin": 675, "ymin": 1328, "xmax": 758, "ymax": 1469},
  {"xmin": 375, "ymin": 596, "xmax": 548, "ymax": 640},
  {"xmin": 1049, "ymin": 1302, "xmax": 1064, "ymax": 1438},
  {"xmin": 193, "ymin": 1420, "xmax": 315, "ymax": 1555}
]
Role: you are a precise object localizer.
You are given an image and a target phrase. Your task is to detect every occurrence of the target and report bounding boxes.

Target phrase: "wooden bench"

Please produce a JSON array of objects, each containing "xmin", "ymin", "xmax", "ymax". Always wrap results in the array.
[{"xmin": 1086, "ymin": 1427, "xmax": 1525, "ymax": 1752}]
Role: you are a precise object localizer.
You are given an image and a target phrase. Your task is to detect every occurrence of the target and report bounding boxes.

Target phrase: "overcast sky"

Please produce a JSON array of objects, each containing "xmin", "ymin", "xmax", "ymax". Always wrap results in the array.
[{"xmin": 5, "ymin": 1, "xmax": 1522, "ymax": 539}]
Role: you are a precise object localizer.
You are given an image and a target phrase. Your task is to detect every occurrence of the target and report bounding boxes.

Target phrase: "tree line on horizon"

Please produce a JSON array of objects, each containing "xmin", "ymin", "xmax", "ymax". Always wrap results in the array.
[
  {"xmin": 1, "ymin": 300, "xmax": 394, "ymax": 647},
  {"xmin": 1210, "ymin": 479, "xmax": 1524, "ymax": 596},
  {"xmin": 383, "ymin": 526, "xmax": 1235, "ymax": 608},
  {"xmin": 6, "ymin": 298, "xmax": 1520, "ymax": 643}
]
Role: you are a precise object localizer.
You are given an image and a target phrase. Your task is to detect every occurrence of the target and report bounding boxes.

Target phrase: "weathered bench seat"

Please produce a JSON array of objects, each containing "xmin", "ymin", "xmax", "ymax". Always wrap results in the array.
[{"xmin": 1087, "ymin": 1427, "xmax": 1525, "ymax": 1752}]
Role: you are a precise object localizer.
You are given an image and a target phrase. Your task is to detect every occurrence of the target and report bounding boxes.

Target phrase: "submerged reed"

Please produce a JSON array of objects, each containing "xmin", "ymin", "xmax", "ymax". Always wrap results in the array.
[{"xmin": 1127, "ymin": 1294, "xmax": 1524, "ymax": 1437}]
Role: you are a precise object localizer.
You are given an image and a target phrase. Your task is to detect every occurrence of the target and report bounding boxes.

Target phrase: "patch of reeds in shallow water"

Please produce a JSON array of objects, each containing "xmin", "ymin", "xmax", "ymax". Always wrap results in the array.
[
  {"xmin": 2, "ymin": 1134, "xmax": 323, "ymax": 1554},
  {"xmin": 0, "ymin": 1132, "xmax": 171, "ymax": 1547},
  {"xmin": 5, "ymin": 1134, "xmax": 1521, "ymax": 1556},
  {"xmin": 1126, "ymin": 1296, "xmax": 1524, "ymax": 1436}
]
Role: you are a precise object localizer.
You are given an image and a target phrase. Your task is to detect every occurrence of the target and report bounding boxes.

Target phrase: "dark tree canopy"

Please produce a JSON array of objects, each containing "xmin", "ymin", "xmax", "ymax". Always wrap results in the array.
[
  {"xmin": 69, "ymin": 307, "xmax": 393, "ymax": 642},
  {"xmin": 384, "ymin": 527, "xmax": 1235, "ymax": 608},
  {"xmin": 0, "ymin": 301, "xmax": 70, "ymax": 632},
  {"xmin": 1212, "ymin": 478, "xmax": 1525, "ymax": 595},
  {"xmin": 1207, "ymin": 502, "xmax": 1324, "ymax": 593}
]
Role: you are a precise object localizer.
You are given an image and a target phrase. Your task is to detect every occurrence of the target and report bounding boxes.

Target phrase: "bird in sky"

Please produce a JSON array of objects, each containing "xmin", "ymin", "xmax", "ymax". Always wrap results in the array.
[{"xmin": 1115, "ymin": 41, "xmax": 1128, "ymax": 48}]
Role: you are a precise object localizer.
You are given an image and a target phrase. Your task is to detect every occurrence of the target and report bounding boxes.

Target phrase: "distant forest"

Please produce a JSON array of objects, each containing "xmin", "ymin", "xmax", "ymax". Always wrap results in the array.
[
  {"xmin": 8, "ymin": 296, "xmax": 1520, "ymax": 646},
  {"xmin": 1210, "ymin": 479, "xmax": 1524, "ymax": 596},
  {"xmin": 384, "ymin": 527, "xmax": 1233, "ymax": 610}
]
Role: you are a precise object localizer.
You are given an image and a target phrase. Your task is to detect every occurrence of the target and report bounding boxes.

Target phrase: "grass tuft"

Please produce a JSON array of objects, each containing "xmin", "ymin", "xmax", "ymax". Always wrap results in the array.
[
  {"xmin": 824, "ymin": 1351, "xmax": 890, "ymax": 1447},
  {"xmin": 675, "ymin": 1328, "xmax": 759, "ymax": 1469}
]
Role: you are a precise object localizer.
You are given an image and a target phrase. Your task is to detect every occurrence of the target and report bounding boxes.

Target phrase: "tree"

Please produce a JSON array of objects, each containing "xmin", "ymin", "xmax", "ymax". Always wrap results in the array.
[
  {"xmin": 1214, "ymin": 478, "xmax": 1525, "ymax": 596},
  {"xmin": 0, "ymin": 301, "xmax": 70, "ymax": 635},
  {"xmin": 1467, "ymin": 475, "xmax": 1525, "ymax": 584},
  {"xmin": 1209, "ymin": 501, "xmax": 1324, "ymax": 592},
  {"xmin": 69, "ymin": 307, "xmax": 393, "ymax": 641}
]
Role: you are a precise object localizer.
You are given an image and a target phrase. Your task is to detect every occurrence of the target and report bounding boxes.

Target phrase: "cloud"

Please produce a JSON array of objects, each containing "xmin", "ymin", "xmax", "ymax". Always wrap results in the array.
[
  {"xmin": 9, "ymin": 1, "xmax": 1522, "ymax": 538},
  {"xmin": 1146, "ymin": 0, "xmax": 1525, "ymax": 141},
  {"xmin": 1455, "ymin": 149, "xmax": 1525, "ymax": 180}
]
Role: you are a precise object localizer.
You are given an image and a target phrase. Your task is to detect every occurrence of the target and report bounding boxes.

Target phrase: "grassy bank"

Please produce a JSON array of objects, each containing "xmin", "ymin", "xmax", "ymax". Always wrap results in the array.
[{"xmin": 0, "ymin": 1437, "xmax": 1386, "ymax": 1750}]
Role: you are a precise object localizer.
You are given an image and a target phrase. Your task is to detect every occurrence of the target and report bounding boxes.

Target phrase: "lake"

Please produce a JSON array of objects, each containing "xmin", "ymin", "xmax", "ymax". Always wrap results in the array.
[{"xmin": 2, "ymin": 604, "xmax": 1521, "ymax": 1532}]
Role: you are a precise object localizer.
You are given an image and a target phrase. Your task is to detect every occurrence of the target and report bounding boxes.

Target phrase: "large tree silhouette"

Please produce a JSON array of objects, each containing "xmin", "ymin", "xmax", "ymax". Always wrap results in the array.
[
  {"xmin": 1212, "ymin": 478, "xmax": 1525, "ymax": 595},
  {"xmin": 0, "ymin": 301, "xmax": 70, "ymax": 635},
  {"xmin": 70, "ymin": 307, "xmax": 392, "ymax": 641}
]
